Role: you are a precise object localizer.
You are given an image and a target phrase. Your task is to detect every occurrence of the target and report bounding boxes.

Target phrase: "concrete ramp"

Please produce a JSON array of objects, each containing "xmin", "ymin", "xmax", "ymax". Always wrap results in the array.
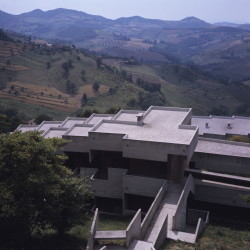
[
  {"xmin": 128, "ymin": 240, "xmax": 154, "ymax": 250},
  {"xmin": 143, "ymin": 183, "xmax": 182, "ymax": 247}
]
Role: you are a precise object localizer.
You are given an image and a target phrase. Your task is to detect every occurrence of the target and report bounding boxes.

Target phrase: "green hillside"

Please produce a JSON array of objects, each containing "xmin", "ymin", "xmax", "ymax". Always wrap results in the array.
[
  {"xmin": 0, "ymin": 41, "xmax": 147, "ymax": 120},
  {"xmin": 1, "ymin": 36, "xmax": 250, "ymax": 120}
]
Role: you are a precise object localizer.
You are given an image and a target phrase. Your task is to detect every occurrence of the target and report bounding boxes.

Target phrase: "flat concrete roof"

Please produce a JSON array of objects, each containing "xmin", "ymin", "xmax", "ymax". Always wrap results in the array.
[
  {"xmin": 85, "ymin": 114, "xmax": 113, "ymax": 124},
  {"xmin": 60, "ymin": 117, "xmax": 86, "ymax": 128},
  {"xmin": 192, "ymin": 116, "xmax": 250, "ymax": 136},
  {"xmin": 92, "ymin": 107, "xmax": 198, "ymax": 145},
  {"xmin": 113, "ymin": 110, "xmax": 144, "ymax": 122},
  {"xmin": 65, "ymin": 124, "xmax": 94, "ymax": 137},
  {"xmin": 43, "ymin": 128, "xmax": 68, "ymax": 138},
  {"xmin": 36, "ymin": 121, "xmax": 62, "ymax": 132},
  {"xmin": 16, "ymin": 125, "xmax": 38, "ymax": 132},
  {"xmin": 195, "ymin": 138, "xmax": 250, "ymax": 158}
]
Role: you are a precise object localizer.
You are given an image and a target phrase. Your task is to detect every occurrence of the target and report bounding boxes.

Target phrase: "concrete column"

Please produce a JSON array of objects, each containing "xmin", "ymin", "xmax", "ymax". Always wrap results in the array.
[{"xmin": 167, "ymin": 154, "xmax": 187, "ymax": 183}]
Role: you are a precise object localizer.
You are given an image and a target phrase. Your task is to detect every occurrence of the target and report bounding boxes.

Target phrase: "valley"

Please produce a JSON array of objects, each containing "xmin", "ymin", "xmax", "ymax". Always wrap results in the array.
[{"xmin": 1, "ymin": 9, "xmax": 250, "ymax": 122}]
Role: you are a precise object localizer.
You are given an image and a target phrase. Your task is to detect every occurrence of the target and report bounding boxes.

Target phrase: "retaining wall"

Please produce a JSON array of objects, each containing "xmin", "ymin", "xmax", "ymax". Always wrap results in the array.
[
  {"xmin": 173, "ymin": 175, "xmax": 195, "ymax": 231},
  {"xmin": 86, "ymin": 208, "xmax": 99, "ymax": 250},
  {"xmin": 126, "ymin": 209, "xmax": 141, "ymax": 247},
  {"xmin": 140, "ymin": 182, "xmax": 167, "ymax": 239}
]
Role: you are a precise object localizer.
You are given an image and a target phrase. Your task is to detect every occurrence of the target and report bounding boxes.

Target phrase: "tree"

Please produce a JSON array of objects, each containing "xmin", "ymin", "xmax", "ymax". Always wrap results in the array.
[
  {"xmin": 96, "ymin": 57, "xmax": 102, "ymax": 68},
  {"xmin": 92, "ymin": 82, "xmax": 100, "ymax": 92},
  {"xmin": 0, "ymin": 132, "xmax": 92, "ymax": 247},
  {"xmin": 34, "ymin": 114, "xmax": 52, "ymax": 124},
  {"xmin": 81, "ymin": 93, "xmax": 88, "ymax": 107}
]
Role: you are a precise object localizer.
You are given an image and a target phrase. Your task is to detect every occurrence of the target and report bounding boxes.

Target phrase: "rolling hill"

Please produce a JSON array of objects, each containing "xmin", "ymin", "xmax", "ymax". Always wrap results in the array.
[{"xmin": 1, "ymin": 9, "xmax": 250, "ymax": 119}]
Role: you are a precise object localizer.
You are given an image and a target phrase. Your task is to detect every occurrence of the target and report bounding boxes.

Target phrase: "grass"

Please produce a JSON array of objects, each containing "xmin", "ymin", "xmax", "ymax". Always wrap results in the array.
[
  {"xmin": 2, "ymin": 212, "xmax": 248, "ymax": 250},
  {"xmin": 0, "ymin": 98, "xmax": 69, "ymax": 121},
  {"xmin": 160, "ymin": 222, "xmax": 250, "ymax": 250}
]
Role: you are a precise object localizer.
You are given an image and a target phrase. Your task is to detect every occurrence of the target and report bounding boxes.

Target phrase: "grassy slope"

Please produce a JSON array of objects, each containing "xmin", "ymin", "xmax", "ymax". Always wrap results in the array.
[
  {"xmin": 160, "ymin": 223, "xmax": 250, "ymax": 250},
  {"xmin": 0, "ymin": 98, "xmax": 69, "ymax": 121},
  {"xmin": 0, "ymin": 44, "xmax": 143, "ymax": 119},
  {"xmin": 117, "ymin": 62, "xmax": 250, "ymax": 115}
]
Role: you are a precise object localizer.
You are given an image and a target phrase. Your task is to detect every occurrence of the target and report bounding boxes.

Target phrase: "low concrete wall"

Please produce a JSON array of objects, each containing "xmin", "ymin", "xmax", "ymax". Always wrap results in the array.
[
  {"xmin": 91, "ymin": 168, "xmax": 127, "ymax": 199},
  {"xmin": 154, "ymin": 215, "xmax": 168, "ymax": 249},
  {"xmin": 123, "ymin": 175, "xmax": 166, "ymax": 197},
  {"xmin": 187, "ymin": 209, "xmax": 209, "ymax": 226},
  {"xmin": 86, "ymin": 208, "xmax": 99, "ymax": 250},
  {"xmin": 123, "ymin": 138, "xmax": 190, "ymax": 162},
  {"xmin": 173, "ymin": 175, "xmax": 195, "ymax": 231},
  {"xmin": 194, "ymin": 218, "xmax": 206, "ymax": 242},
  {"xmin": 89, "ymin": 132, "xmax": 126, "ymax": 152},
  {"xmin": 140, "ymin": 182, "xmax": 167, "ymax": 239},
  {"xmin": 192, "ymin": 152, "xmax": 250, "ymax": 176},
  {"xmin": 126, "ymin": 209, "xmax": 141, "ymax": 247},
  {"xmin": 63, "ymin": 135, "xmax": 90, "ymax": 152},
  {"xmin": 195, "ymin": 179, "xmax": 250, "ymax": 208}
]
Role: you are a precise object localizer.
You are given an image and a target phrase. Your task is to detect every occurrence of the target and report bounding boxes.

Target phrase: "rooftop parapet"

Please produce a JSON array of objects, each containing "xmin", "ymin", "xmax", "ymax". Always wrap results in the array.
[
  {"xmin": 89, "ymin": 106, "xmax": 199, "ymax": 161},
  {"xmin": 15, "ymin": 124, "xmax": 38, "ymax": 132},
  {"xmin": 192, "ymin": 115, "xmax": 250, "ymax": 136},
  {"xmin": 59, "ymin": 117, "xmax": 86, "ymax": 128}
]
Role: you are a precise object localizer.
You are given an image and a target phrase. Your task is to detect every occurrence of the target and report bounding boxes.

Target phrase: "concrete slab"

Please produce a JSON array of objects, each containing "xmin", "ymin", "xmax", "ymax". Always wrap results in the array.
[
  {"xmin": 95, "ymin": 230, "xmax": 126, "ymax": 240},
  {"xmin": 128, "ymin": 240, "xmax": 154, "ymax": 250}
]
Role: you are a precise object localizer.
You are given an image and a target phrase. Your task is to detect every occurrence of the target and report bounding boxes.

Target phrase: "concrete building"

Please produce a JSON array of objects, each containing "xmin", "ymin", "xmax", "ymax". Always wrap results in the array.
[{"xmin": 16, "ymin": 106, "xmax": 250, "ymax": 250}]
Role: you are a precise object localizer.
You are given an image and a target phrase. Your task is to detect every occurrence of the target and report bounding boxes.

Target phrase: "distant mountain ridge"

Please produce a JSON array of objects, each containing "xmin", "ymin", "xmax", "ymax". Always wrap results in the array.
[{"xmin": 0, "ymin": 9, "xmax": 213, "ymax": 41}]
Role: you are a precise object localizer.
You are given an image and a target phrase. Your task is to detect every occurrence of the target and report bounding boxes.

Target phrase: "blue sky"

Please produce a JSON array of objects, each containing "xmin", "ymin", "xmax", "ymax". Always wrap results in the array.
[{"xmin": 0, "ymin": 0, "xmax": 250, "ymax": 24}]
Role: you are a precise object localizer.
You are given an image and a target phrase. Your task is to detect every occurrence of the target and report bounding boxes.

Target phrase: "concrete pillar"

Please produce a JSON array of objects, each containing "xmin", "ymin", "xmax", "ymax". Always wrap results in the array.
[{"xmin": 167, "ymin": 154, "xmax": 188, "ymax": 183}]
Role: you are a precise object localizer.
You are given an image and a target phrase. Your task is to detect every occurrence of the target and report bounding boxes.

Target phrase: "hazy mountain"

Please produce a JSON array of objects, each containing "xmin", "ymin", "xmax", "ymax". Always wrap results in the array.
[{"xmin": 0, "ymin": 9, "xmax": 212, "ymax": 42}]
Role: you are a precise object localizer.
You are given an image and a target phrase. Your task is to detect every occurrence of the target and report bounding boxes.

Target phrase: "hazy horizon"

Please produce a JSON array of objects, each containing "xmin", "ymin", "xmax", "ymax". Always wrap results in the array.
[{"xmin": 0, "ymin": 0, "xmax": 250, "ymax": 24}]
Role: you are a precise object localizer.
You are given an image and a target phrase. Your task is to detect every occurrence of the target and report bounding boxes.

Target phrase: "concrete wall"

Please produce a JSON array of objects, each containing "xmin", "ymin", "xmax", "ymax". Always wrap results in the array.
[
  {"xmin": 173, "ymin": 175, "xmax": 195, "ymax": 231},
  {"xmin": 192, "ymin": 153, "xmax": 250, "ymax": 176},
  {"xmin": 154, "ymin": 215, "xmax": 168, "ymax": 249},
  {"xmin": 168, "ymin": 155, "xmax": 188, "ymax": 183},
  {"xmin": 91, "ymin": 168, "xmax": 127, "ymax": 199},
  {"xmin": 123, "ymin": 175, "xmax": 166, "ymax": 197},
  {"xmin": 63, "ymin": 136, "xmax": 90, "ymax": 152},
  {"xmin": 140, "ymin": 182, "xmax": 167, "ymax": 239},
  {"xmin": 194, "ymin": 218, "xmax": 206, "ymax": 242},
  {"xmin": 126, "ymin": 209, "xmax": 141, "ymax": 247},
  {"xmin": 123, "ymin": 138, "xmax": 191, "ymax": 162},
  {"xmin": 195, "ymin": 179, "xmax": 250, "ymax": 208},
  {"xmin": 89, "ymin": 132, "xmax": 125, "ymax": 152},
  {"xmin": 86, "ymin": 208, "xmax": 99, "ymax": 250},
  {"xmin": 187, "ymin": 209, "xmax": 209, "ymax": 226}
]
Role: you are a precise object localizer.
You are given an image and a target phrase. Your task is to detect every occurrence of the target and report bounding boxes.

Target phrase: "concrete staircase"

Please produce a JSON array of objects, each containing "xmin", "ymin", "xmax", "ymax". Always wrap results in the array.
[{"xmin": 143, "ymin": 183, "xmax": 182, "ymax": 246}]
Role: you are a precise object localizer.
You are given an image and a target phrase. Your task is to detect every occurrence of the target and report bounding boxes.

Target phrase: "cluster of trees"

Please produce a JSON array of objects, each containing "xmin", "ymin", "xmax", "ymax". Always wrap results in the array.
[
  {"xmin": 0, "ymin": 107, "xmax": 25, "ymax": 133},
  {"xmin": 61, "ymin": 60, "xmax": 73, "ymax": 79},
  {"xmin": 127, "ymin": 91, "xmax": 167, "ymax": 110},
  {"xmin": 0, "ymin": 28, "xmax": 13, "ymax": 41},
  {"xmin": 135, "ymin": 78, "xmax": 161, "ymax": 92},
  {"xmin": 0, "ymin": 132, "xmax": 92, "ymax": 248},
  {"xmin": 66, "ymin": 80, "xmax": 77, "ymax": 95}
]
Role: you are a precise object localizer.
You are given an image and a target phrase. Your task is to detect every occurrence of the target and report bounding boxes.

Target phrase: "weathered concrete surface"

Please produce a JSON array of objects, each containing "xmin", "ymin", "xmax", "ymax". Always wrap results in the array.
[
  {"xmin": 141, "ymin": 182, "xmax": 167, "ymax": 239},
  {"xmin": 86, "ymin": 208, "xmax": 99, "ymax": 250},
  {"xmin": 126, "ymin": 210, "xmax": 141, "ymax": 247},
  {"xmin": 143, "ymin": 183, "xmax": 182, "ymax": 244},
  {"xmin": 95, "ymin": 230, "xmax": 126, "ymax": 240},
  {"xmin": 123, "ymin": 175, "xmax": 166, "ymax": 198},
  {"xmin": 173, "ymin": 175, "xmax": 195, "ymax": 231},
  {"xmin": 91, "ymin": 168, "xmax": 127, "ymax": 199},
  {"xmin": 195, "ymin": 179, "xmax": 250, "ymax": 208}
]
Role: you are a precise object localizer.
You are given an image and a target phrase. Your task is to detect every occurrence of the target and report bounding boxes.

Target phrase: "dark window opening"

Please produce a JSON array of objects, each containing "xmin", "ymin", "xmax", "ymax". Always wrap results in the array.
[
  {"xmin": 64, "ymin": 152, "xmax": 90, "ymax": 174},
  {"xmin": 125, "ymin": 194, "xmax": 154, "ymax": 213},
  {"xmin": 128, "ymin": 158, "xmax": 167, "ymax": 179},
  {"xmin": 95, "ymin": 197, "xmax": 123, "ymax": 214}
]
